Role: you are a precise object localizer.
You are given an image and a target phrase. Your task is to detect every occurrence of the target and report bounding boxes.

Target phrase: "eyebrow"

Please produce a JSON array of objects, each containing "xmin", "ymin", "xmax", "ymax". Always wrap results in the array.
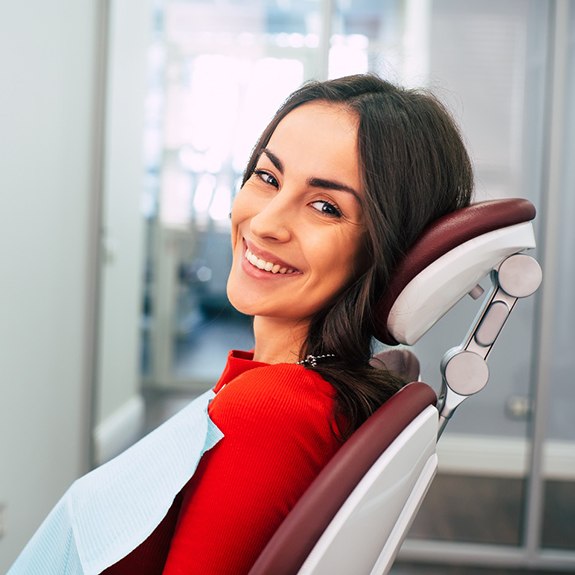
[{"xmin": 261, "ymin": 148, "xmax": 362, "ymax": 202}]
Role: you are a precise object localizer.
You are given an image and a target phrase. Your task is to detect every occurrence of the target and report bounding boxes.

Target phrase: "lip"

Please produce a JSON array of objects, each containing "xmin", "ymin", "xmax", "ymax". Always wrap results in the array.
[{"xmin": 242, "ymin": 239, "xmax": 302, "ymax": 277}]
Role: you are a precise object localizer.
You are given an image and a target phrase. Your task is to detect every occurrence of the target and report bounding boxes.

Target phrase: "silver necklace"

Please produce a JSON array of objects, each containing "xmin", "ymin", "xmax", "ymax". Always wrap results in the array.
[{"xmin": 296, "ymin": 353, "xmax": 336, "ymax": 367}]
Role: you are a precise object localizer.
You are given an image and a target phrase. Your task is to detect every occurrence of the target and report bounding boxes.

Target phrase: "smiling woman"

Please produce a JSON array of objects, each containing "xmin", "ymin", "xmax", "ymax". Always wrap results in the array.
[
  {"xmin": 8, "ymin": 74, "xmax": 473, "ymax": 575},
  {"xmin": 227, "ymin": 102, "xmax": 365, "ymax": 359},
  {"xmin": 233, "ymin": 74, "xmax": 474, "ymax": 439}
]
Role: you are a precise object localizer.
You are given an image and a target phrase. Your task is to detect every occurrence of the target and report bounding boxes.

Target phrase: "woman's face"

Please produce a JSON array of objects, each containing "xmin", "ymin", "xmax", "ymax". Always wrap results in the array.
[{"xmin": 227, "ymin": 101, "xmax": 365, "ymax": 327}]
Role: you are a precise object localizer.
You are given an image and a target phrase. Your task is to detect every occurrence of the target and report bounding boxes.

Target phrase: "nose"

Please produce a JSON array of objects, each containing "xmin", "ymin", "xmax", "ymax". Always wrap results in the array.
[{"xmin": 249, "ymin": 192, "xmax": 293, "ymax": 243}]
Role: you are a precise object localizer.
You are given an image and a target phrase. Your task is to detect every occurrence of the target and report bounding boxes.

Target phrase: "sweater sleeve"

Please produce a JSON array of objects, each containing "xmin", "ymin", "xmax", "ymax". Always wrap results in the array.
[{"xmin": 161, "ymin": 364, "xmax": 341, "ymax": 575}]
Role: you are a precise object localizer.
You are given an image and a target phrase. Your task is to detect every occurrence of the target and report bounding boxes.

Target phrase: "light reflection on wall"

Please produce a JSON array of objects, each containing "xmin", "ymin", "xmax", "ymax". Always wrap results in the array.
[
  {"xmin": 160, "ymin": 54, "xmax": 304, "ymax": 229},
  {"xmin": 329, "ymin": 34, "xmax": 369, "ymax": 78}
]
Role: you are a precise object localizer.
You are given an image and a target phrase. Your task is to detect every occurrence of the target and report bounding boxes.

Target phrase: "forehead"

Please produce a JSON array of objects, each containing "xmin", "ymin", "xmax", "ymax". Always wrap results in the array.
[
  {"xmin": 271, "ymin": 101, "xmax": 358, "ymax": 144},
  {"xmin": 266, "ymin": 102, "xmax": 360, "ymax": 179}
]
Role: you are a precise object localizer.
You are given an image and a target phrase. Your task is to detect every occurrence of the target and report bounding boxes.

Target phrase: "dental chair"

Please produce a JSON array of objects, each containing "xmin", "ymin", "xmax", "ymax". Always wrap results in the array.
[{"xmin": 248, "ymin": 197, "xmax": 542, "ymax": 575}]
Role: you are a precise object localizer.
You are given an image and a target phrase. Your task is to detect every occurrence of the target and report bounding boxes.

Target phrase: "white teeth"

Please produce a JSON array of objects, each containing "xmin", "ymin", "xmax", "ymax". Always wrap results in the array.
[{"xmin": 245, "ymin": 248, "xmax": 295, "ymax": 274}]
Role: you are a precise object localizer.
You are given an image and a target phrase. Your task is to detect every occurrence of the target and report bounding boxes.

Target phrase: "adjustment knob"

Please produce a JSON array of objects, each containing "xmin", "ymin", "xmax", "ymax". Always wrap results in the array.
[
  {"xmin": 498, "ymin": 254, "xmax": 542, "ymax": 298},
  {"xmin": 444, "ymin": 351, "xmax": 489, "ymax": 396}
]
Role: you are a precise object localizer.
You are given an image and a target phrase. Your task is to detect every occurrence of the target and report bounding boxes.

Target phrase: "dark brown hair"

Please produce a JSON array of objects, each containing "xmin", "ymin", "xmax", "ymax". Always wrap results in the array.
[{"xmin": 242, "ymin": 74, "xmax": 474, "ymax": 438}]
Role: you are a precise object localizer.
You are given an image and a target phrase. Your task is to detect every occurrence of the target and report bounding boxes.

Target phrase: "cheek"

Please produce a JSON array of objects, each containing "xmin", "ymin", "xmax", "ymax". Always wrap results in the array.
[
  {"xmin": 230, "ymin": 188, "xmax": 251, "ymax": 246},
  {"xmin": 232, "ymin": 184, "xmax": 257, "ymax": 216},
  {"xmin": 312, "ymin": 232, "xmax": 364, "ymax": 297},
  {"xmin": 331, "ymin": 229, "xmax": 366, "ymax": 276}
]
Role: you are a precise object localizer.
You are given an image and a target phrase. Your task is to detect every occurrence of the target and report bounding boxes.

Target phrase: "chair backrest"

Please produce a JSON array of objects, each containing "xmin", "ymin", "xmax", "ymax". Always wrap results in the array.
[
  {"xmin": 249, "ymin": 198, "xmax": 540, "ymax": 575},
  {"xmin": 248, "ymin": 382, "xmax": 437, "ymax": 575}
]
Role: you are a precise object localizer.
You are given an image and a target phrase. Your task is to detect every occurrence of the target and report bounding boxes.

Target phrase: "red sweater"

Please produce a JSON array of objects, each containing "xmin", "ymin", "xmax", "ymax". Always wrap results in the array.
[{"xmin": 102, "ymin": 350, "xmax": 341, "ymax": 574}]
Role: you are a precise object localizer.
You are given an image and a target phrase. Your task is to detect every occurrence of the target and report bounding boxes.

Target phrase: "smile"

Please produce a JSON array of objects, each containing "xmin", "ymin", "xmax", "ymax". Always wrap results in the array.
[{"xmin": 244, "ymin": 248, "xmax": 298, "ymax": 275}]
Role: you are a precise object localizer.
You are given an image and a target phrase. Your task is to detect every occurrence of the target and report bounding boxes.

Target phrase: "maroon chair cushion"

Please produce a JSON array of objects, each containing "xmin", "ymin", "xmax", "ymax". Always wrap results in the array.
[
  {"xmin": 374, "ymin": 198, "xmax": 536, "ymax": 344},
  {"xmin": 248, "ymin": 382, "xmax": 437, "ymax": 575}
]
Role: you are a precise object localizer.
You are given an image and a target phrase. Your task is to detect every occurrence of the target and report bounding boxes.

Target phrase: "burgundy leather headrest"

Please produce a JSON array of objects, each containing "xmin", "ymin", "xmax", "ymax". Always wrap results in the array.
[{"xmin": 374, "ymin": 198, "xmax": 537, "ymax": 345}]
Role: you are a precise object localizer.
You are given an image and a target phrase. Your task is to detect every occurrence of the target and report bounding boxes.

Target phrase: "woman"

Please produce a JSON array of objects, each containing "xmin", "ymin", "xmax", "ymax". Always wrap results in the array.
[{"xmin": 9, "ymin": 74, "xmax": 473, "ymax": 575}]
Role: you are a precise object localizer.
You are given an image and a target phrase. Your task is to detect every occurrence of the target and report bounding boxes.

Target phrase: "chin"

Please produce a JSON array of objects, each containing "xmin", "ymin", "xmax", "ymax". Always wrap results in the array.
[{"xmin": 226, "ymin": 280, "xmax": 251, "ymax": 317}]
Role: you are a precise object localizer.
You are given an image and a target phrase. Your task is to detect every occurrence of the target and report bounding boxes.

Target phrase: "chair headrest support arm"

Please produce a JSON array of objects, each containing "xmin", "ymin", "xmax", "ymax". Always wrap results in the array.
[{"xmin": 374, "ymin": 198, "xmax": 537, "ymax": 345}]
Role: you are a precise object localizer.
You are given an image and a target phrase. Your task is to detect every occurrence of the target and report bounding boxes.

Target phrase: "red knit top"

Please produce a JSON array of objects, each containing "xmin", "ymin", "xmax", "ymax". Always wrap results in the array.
[{"xmin": 102, "ymin": 350, "xmax": 342, "ymax": 574}]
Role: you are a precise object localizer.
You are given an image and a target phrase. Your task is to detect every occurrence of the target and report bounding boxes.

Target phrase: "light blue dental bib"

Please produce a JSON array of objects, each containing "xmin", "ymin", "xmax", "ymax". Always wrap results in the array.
[{"xmin": 8, "ymin": 389, "xmax": 223, "ymax": 575}]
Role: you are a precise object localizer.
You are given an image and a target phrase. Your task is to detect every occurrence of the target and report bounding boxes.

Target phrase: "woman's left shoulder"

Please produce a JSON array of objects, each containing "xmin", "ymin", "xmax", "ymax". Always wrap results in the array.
[
  {"xmin": 210, "ymin": 362, "xmax": 336, "ymax": 428},
  {"xmin": 236, "ymin": 362, "xmax": 335, "ymax": 398}
]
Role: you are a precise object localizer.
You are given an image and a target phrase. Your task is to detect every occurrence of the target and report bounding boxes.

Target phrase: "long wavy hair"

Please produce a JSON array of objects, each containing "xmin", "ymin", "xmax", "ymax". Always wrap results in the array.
[{"xmin": 241, "ymin": 74, "xmax": 474, "ymax": 438}]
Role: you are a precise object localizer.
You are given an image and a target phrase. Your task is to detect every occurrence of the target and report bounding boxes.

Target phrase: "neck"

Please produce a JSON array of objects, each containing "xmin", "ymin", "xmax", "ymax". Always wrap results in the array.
[{"xmin": 252, "ymin": 316, "xmax": 310, "ymax": 364}]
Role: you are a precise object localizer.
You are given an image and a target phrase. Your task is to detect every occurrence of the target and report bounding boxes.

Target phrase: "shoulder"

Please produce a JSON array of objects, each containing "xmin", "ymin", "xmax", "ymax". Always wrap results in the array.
[
  {"xmin": 218, "ymin": 363, "xmax": 334, "ymax": 404},
  {"xmin": 209, "ymin": 363, "xmax": 336, "ymax": 432}
]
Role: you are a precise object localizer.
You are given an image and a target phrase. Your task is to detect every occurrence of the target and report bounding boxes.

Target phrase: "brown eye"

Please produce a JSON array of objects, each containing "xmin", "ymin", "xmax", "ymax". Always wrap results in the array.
[
  {"xmin": 310, "ymin": 200, "xmax": 342, "ymax": 218},
  {"xmin": 253, "ymin": 170, "xmax": 279, "ymax": 188}
]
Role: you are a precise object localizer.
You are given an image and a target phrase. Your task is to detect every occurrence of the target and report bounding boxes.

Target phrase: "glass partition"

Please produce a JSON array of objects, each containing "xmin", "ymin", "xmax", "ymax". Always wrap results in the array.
[{"xmin": 540, "ymin": 0, "xmax": 575, "ymax": 554}]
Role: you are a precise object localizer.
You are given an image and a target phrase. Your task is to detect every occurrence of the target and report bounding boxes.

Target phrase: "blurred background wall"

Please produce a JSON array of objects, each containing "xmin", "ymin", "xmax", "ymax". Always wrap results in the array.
[{"xmin": 0, "ymin": 1, "xmax": 101, "ymax": 569}]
